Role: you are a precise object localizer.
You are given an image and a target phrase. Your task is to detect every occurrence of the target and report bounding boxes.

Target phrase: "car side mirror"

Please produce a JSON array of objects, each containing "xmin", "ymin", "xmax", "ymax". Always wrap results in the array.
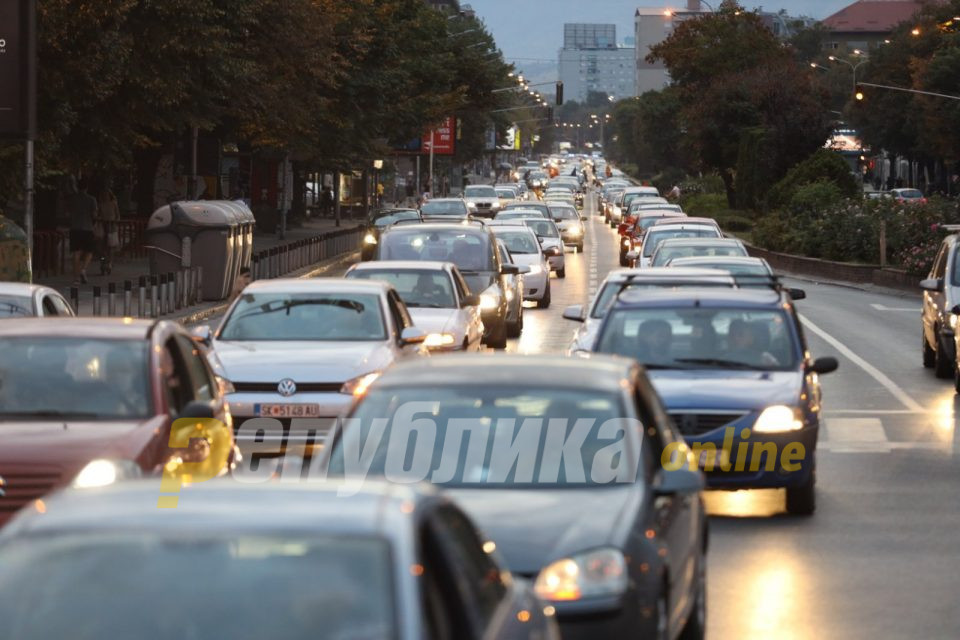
[
  {"xmin": 654, "ymin": 467, "xmax": 704, "ymax": 496},
  {"xmin": 501, "ymin": 263, "xmax": 521, "ymax": 275},
  {"xmin": 462, "ymin": 294, "xmax": 481, "ymax": 307},
  {"xmin": 180, "ymin": 400, "xmax": 217, "ymax": 420},
  {"xmin": 516, "ymin": 265, "xmax": 531, "ymax": 275},
  {"xmin": 808, "ymin": 356, "xmax": 839, "ymax": 375},
  {"xmin": 920, "ymin": 278, "xmax": 944, "ymax": 292},
  {"xmin": 190, "ymin": 325, "xmax": 213, "ymax": 347},
  {"xmin": 400, "ymin": 327, "xmax": 427, "ymax": 346},
  {"xmin": 788, "ymin": 288, "xmax": 806, "ymax": 300},
  {"xmin": 563, "ymin": 304, "xmax": 585, "ymax": 322}
]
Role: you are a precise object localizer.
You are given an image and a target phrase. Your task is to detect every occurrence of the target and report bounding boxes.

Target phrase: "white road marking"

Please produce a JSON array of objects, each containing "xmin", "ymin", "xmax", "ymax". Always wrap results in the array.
[
  {"xmin": 824, "ymin": 409, "xmax": 924, "ymax": 415},
  {"xmin": 799, "ymin": 314, "xmax": 925, "ymax": 413},
  {"xmin": 870, "ymin": 303, "xmax": 920, "ymax": 312}
]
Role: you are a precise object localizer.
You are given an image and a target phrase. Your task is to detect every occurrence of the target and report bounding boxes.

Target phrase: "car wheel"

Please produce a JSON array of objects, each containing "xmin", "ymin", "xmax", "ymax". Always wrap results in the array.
[
  {"xmin": 785, "ymin": 468, "xmax": 816, "ymax": 515},
  {"xmin": 487, "ymin": 318, "xmax": 508, "ymax": 349},
  {"xmin": 557, "ymin": 267, "xmax": 566, "ymax": 279},
  {"xmin": 577, "ymin": 242, "xmax": 584, "ymax": 252},
  {"xmin": 679, "ymin": 547, "xmax": 707, "ymax": 640},
  {"xmin": 923, "ymin": 331, "xmax": 936, "ymax": 368},
  {"xmin": 537, "ymin": 282, "xmax": 551, "ymax": 309},
  {"xmin": 507, "ymin": 307, "xmax": 522, "ymax": 338},
  {"xmin": 619, "ymin": 253, "xmax": 629, "ymax": 267},
  {"xmin": 935, "ymin": 333, "xmax": 953, "ymax": 379}
]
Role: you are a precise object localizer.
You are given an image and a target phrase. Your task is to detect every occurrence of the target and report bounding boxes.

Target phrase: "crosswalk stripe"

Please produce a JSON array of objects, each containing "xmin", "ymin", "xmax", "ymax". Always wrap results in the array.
[{"xmin": 821, "ymin": 418, "xmax": 892, "ymax": 453}]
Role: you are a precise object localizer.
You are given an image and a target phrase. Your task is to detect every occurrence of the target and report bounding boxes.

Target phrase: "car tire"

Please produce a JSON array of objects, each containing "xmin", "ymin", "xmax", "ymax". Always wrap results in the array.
[
  {"xmin": 923, "ymin": 331, "xmax": 936, "ymax": 368},
  {"xmin": 619, "ymin": 253, "xmax": 629, "ymax": 267},
  {"xmin": 487, "ymin": 318, "xmax": 508, "ymax": 349},
  {"xmin": 935, "ymin": 333, "xmax": 953, "ymax": 379},
  {"xmin": 576, "ymin": 242, "xmax": 584, "ymax": 252},
  {"xmin": 537, "ymin": 282, "xmax": 551, "ymax": 309},
  {"xmin": 786, "ymin": 469, "xmax": 816, "ymax": 516},
  {"xmin": 557, "ymin": 267, "xmax": 566, "ymax": 279},
  {"xmin": 507, "ymin": 307, "xmax": 523, "ymax": 338},
  {"xmin": 679, "ymin": 548, "xmax": 707, "ymax": 640}
]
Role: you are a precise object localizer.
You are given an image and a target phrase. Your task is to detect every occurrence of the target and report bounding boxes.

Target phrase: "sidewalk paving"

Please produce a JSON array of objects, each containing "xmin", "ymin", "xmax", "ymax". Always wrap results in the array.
[{"xmin": 41, "ymin": 216, "xmax": 361, "ymax": 318}]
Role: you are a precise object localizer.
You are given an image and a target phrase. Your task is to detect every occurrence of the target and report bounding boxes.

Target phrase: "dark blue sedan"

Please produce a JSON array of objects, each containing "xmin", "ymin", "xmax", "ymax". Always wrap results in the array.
[{"xmin": 590, "ymin": 285, "xmax": 838, "ymax": 515}]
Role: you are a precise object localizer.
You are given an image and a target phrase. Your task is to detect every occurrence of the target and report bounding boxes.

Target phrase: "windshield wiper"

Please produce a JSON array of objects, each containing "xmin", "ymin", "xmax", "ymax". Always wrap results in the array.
[
  {"xmin": 673, "ymin": 357, "xmax": 763, "ymax": 370},
  {"xmin": 0, "ymin": 410, "xmax": 105, "ymax": 419}
]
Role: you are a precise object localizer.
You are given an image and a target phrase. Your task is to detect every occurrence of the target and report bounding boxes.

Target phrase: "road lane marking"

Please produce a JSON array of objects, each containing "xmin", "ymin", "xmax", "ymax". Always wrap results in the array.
[
  {"xmin": 799, "ymin": 314, "xmax": 925, "ymax": 413},
  {"xmin": 824, "ymin": 409, "xmax": 923, "ymax": 415},
  {"xmin": 870, "ymin": 304, "xmax": 920, "ymax": 312}
]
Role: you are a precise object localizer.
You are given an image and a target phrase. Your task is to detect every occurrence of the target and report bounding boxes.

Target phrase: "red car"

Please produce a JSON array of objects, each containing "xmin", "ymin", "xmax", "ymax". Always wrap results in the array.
[{"xmin": 0, "ymin": 318, "xmax": 233, "ymax": 526}]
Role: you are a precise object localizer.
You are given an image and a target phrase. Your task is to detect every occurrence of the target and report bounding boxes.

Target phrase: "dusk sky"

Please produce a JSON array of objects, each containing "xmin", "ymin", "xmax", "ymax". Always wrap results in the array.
[{"xmin": 467, "ymin": 0, "xmax": 853, "ymax": 62}]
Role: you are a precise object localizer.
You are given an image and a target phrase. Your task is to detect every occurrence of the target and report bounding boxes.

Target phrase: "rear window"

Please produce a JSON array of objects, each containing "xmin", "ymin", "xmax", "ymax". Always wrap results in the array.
[
  {"xmin": 421, "ymin": 201, "xmax": 467, "ymax": 216},
  {"xmin": 381, "ymin": 229, "xmax": 493, "ymax": 273},
  {"xmin": 653, "ymin": 244, "xmax": 747, "ymax": 266},
  {"xmin": 643, "ymin": 227, "xmax": 722, "ymax": 256}
]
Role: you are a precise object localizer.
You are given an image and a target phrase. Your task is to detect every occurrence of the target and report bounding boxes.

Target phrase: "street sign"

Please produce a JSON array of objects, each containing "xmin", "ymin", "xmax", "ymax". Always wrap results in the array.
[
  {"xmin": 423, "ymin": 117, "xmax": 455, "ymax": 156},
  {"xmin": 0, "ymin": 0, "xmax": 36, "ymax": 138}
]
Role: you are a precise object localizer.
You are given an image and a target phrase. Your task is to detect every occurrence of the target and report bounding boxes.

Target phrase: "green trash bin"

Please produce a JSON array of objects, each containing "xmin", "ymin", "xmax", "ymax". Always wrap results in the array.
[{"xmin": 0, "ymin": 216, "xmax": 30, "ymax": 283}]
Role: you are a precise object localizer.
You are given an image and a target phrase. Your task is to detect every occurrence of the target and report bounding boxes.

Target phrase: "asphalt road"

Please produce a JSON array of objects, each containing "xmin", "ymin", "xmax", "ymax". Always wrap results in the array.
[{"xmin": 201, "ymin": 193, "xmax": 960, "ymax": 638}]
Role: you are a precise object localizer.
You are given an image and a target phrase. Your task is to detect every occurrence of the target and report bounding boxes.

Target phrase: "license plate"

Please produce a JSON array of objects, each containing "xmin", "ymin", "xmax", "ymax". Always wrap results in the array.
[
  {"xmin": 699, "ymin": 449, "xmax": 731, "ymax": 470},
  {"xmin": 255, "ymin": 403, "xmax": 321, "ymax": 418}
]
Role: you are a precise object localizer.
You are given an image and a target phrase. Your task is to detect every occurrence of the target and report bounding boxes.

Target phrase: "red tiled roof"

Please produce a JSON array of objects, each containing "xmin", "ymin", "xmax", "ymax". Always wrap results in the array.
[{"xmin": 823, "ymin": 0, "xmax": 925, "ymax": 33}]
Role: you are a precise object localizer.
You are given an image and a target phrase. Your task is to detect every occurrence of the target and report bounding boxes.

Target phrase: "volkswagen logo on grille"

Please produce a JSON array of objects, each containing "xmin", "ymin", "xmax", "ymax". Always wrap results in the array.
[{"xmin": 277, "ymin": 379, "xmax": 297, "ymax": 397}]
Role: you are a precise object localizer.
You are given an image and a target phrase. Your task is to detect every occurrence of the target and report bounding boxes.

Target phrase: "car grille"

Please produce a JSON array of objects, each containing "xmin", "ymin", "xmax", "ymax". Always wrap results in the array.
[
  {"xmin": 233, "ymin": 417, "xmax": 338, "ymax": 454},
  {"xmin": 232, "ymin": 382, "xmax": 344, "ymax": 393},
  {"xmin": 669, "ymin": 412, "xmax": 748, "ymax": 437},
  {"xmin": 0, "ymin": 468, "xmax": 62, "ymax": 519}
]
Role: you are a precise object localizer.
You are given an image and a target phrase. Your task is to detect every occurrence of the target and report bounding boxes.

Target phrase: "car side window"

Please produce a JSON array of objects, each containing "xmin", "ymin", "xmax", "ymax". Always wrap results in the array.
[
  {"xmin": 174, "ymin": 335, "xmax": 216, "ymax": 402},
  {"xmin": 387, "ymin": 291, "xmax": 411, "ymax": 336},
  {"xmin": 51, "ymin": 294, "xmax": 74, "ymax": 316},
  {"xmin": 634, "ymin": 382, "xmax": 675, "ymax": 472},
  {"xmin": 41, "ymin": 296, "xmax": 59, "ymax": 316},
  {"xmin": 450, "ymin": 272, "xmax": 468, "ymax": 302},
  {"xmin": 160, "ymin": 339, "xmax": 193, "ymax": 416},
  {"xmin": 430, "ymin": 506, "xmax": 507, "ymax": 634}
]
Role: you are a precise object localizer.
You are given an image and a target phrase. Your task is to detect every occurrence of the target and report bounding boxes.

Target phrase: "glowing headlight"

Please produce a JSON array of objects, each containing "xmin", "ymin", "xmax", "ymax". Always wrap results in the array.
[
  {"xmin": 950, "ymin": 314, "xmax": 958, "ymax": 330},
  {"xmin": 72, "ymin": 459, "xmax": 142, "ymax": 489},
  {"xmin": 753, "ymin": 405, "xmax": 804, "ymax": 433},
  {"xmin": 621, "ymin": 237, "xmax": 631, "ymax": 247},
  {"xmin": 568, "ymin": 226, "xmax": 582, "ymax": 236},
  {"xmin": 424, "ymin": 333, "xmax": 457, "ymax": 348},
  {"xmin": 527, "ymin": 264, "xmax": 543, "ymax": 275},
  {"xmin": 363, "ymin": 233, "xmax": 378, "ymax": 245},
  {"xmin": 480, "ymin": 293, "xmax": 500, "ymax": 310},
  {"xmin": 340, "ymin": 371, "xmax": 381, "ymax": 397},
  {"xmin": 534, "ymin": 548, "xmax": 628, "ymax": 602}
]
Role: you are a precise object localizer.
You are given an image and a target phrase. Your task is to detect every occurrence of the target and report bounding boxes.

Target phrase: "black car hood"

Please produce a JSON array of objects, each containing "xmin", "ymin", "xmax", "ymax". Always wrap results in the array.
[
  {"xmin": 650, "ymin": 369, "xmax": 802, "ymax": 411},
  {"xmin": 445, "ymin": 485, "xmax": 642, "ymax": 575}
]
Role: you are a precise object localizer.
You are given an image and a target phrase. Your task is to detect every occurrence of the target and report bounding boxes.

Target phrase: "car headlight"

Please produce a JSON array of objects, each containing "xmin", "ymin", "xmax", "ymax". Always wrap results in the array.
[
  {"xmin": 621, "ymin": 237, "xmax": 631, "ymax": 247},
  {"xmin": 568, "ymin": 226, "xmax": 582, "ymax": 236},
  {"xmin": 340, "ymin": 372, "xmax": 381, "ymax": 397},
  {"xmin": 534, "ymin": 548, "xmax": 628, "ymax": 602},
  {"xmin": 424, "ymin": 333, "xmax": 457, "ymax": 348},
  {"xmin": 480, "ymin": 292, "xmax": 501, "ymax": 310},
  {"xmin": 72, "ymin": 459, "xmax": 142, "ymax": 489},
  {"xmin": 491, "ymin": 202, "xmax": 501, "ymax": 211},
  {"xmin": 363, "ymin": 233, "xmax": 378, "ymax": 245},
  {"xmin": 949, "ymin": 313, "xmax": 958, "ymax": 330},
  {"xmin": 753, "ymin": 405, "xmax": 804, "ymax": 433}
]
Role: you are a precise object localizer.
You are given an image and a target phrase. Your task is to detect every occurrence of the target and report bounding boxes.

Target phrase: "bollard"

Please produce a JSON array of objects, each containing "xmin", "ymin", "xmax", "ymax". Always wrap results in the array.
[
  {"xmin": 186, "ymin": 268, "xmax": 195, "ymax": 305},
  {"xmin": 175, "ymin": 271, "xmax": 184, "ymax": 310},
  {"xmin": 123, "ymin": 281, "xmax": 132, "ymax": 317},
  {"xmin": 159, "ymin": 274, "xmax": 168, "ymax": 316},
  {"xmin": 138, "ymin": 276, "xmax": 146, "ymax": 318},
  {"xmin": 70, "ymin": 286, "xmax": 79, "ymax": 315},
  {"xmin": 92, "ymin": 286, "xmax": 102, "ymax": 317},
  {"xmin": 107, "ymin": 282, "xmax": 117, "ymax": 317},
  {"xmin": 196, "ymin": 266, "xmax": 203, "ymax": 303},
  {"xmin": 166, "ymin": 272, "xmax": 176, "ymax": 313},
  {"xmin": 251, "ymin": 256, "xmax": 260, "ymax": 281},
  {"xmin": 150, "ymin": 276, "xmax": 159, "ymax": 318}
]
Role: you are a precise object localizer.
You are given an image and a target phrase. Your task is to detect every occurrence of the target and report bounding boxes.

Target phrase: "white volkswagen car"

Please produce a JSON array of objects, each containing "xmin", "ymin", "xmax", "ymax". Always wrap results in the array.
[
  {"xmin": 345, "ymin": 261, "xmax": 484, "ymax": 352},
  {"xmin": 202, "ymin": 279, "xmax": 428, "ymax": 452},
  {"xmin": 562, "ymin": 267, "xmax": 736, "ymax": 353},
  {"xmin": 489, "ymin": 224, "xmax": 551, "ymax": 308},
  {"xmin": 522, "ymin": 218, "xmax": 566, "ymax": 278},
  {"xmin": 0, "ymin": 283, "xmax": 74, "ymax": 318}
]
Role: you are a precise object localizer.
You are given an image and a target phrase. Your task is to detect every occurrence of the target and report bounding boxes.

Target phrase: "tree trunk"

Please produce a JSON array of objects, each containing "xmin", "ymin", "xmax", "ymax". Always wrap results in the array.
[{"xmin": 721, "ymin": 169, "xmax": 736, "ymax": 209}]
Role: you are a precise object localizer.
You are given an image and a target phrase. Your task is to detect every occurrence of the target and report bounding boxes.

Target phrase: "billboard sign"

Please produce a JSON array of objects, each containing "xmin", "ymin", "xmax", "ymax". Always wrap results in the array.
[
  {"xmin": 0, "ymin": 0, "xmax": 35, "ymax": 138},
  {"xmin": 423, "ymin": 117, "xmax": 456, "ymax": 156}
]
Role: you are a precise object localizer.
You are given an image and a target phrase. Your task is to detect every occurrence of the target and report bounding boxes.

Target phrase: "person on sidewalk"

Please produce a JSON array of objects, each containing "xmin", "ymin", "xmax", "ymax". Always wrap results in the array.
[
  {"xmin": 376, "ymin": 181, "xmax": 384, "ymax": 207},
  {"xmin": 320, "ymin": 186, "xmax": 334, "ymax": 218},
  {"xmin": 67, "ymin": 177, "xmax": 98, "ymax": 285},
  {"xmin": 96, "ymin": 182, "xmax": 120, "ymax": 275}
]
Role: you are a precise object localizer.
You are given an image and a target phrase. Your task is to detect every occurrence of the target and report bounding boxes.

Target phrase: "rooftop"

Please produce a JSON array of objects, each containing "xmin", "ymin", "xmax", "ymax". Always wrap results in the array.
[{"xmin": 823, "ymin": 0, "xmax": 926, "ymax": 33}]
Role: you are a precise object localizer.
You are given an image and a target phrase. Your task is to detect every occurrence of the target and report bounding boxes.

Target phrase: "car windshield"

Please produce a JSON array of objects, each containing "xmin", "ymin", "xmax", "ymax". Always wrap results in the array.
[
  {"xmin": 380, "ymin": 229, "xmax": 493, "ymax": 273},
  {"xmin": 497, "ymin": 211, "xmax": 542, "ymax": 220},
  {"xmin": 348, "ymin": 269, "xmax": 455, "ymax": 308},
  {"xmin": 524, "ymin": 220, "xmax": 560, "ymax": 238},
  {"xmin": 0, "ymin": 534, "xmax": 395, "ymax": 640},
  {"xmin": 899, "ymin": 189, "xmax": 923, "ymax": 198},
  {"xmin": 494, "ymin": 230, "xmax": 539, "ymax": 255},
  {"xmin": 496, "ymin": 189, "xmax": 515, "ymax": 198},
  {"xmin": 550, "ymin": 208, "xmax": 578, "ymax": 220},
  {"xmin": 0, "ymin": 295, "xmax": 32, "ymax": 317},
  {"xmin": 596, "ymin": 307, "xmax": 799, "ymax": 371},
  {"xmin": 678, "ymin": 261, "xmax": 770, "ymax": 277},
  {"xmin": 328, "ymin": 385, "xmax": 639, "ymax": 487},
  {"xmin": 652, "ymin": 244, "xmax": 746, "ymax": 266},
  {"xmin": 0, "ymin": 337, "xmax": 151, "ymax": 419},
  {"xmin": 465, "ymin": 186, "xmax": 497, "ymax": 198},
  {"xmin": 219, "ymin": 292, "xmax": 386, "ymax": 341},
  {"xmin": 371, "ymin": 210, "xmax": 419, "ymax": 227},
  {"xmin": 420, "ymin": 201, "xmax": 466, "ymax": 216},
  {"xmin": 590, "ymin": 280, "xmax": 734, "ymax": 319},
  {"xmin": 643, "ymin": 228, "xmax": 721, "ymax": 256}
]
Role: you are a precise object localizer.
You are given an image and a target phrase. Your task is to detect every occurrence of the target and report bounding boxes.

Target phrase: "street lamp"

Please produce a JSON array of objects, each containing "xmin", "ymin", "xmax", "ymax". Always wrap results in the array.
[{"xmin": 828, "ymin": 54, "xmax": 869, "ymax": 94}]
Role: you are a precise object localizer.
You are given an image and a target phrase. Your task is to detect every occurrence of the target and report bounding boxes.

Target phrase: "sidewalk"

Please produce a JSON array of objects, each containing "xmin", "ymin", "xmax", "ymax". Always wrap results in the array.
[{"xmin": 42, "ymin": 216, "xmax": 361, "ymax": 318}]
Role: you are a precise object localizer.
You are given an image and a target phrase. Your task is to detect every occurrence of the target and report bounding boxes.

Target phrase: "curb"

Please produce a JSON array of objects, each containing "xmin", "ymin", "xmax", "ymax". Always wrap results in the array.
[{"xmin": 172, "ymin": 250, "xmax": 361, "ymax": 326}]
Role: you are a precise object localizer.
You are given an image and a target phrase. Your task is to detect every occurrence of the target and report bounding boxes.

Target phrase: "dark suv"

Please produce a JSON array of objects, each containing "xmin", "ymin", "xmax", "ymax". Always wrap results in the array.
[{"xmin": 375, "ymin": 223, "xmax": 524, "ymax": 348}]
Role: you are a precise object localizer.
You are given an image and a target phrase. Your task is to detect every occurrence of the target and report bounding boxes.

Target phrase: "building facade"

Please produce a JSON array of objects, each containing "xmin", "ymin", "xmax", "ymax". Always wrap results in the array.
[{"xmin": 558, "ymin": 24, "xmax": 636, "ymax": 103}]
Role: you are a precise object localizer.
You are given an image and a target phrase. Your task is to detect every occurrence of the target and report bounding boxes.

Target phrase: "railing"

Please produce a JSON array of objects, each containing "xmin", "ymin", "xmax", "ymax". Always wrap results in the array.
[
  {"xmin": 250, "ymin": 226, "xmax": 362, "ymax": 280},
  {"xmin": 116, "ymin": 218, "xmax": 147, "ymax": 258},
  {"xmin": 32, "ymin": 230, "xmax": 67, "ymax": 278}
]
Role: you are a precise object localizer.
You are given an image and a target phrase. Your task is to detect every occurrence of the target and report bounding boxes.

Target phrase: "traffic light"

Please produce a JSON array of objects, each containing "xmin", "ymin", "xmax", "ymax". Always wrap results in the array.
[
  {"xmin": 556, "ymin": 81, "xmax": 564, "ymax": 106},
  {"xmin": 855, "ymin": 85, "xmax": 865, "ymax": 101}
]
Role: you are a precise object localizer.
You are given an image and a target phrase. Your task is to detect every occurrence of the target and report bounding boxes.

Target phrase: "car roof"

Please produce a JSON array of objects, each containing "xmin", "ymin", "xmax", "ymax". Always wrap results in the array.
[
  {"xmin": 349, "ymin": 260, "xmax": 456, "ymax": 272},
  {"xmin": 384, "ymin": 222, "xmax": 488, "ymax": 235},
  {"xmin": 601, "ymin": 267, "xmax": 737, "ymax": 283},
  {"xmin": 243, "ymin": 277, "xmax": 392, "ymax": 295},
  {"xmin": 637, "ymin": 211, "xmax": 685, "ymax": 219},
  {"xmin": 0, "ymin": 479, "xmax": 438, "ymax": 538},
  {"xmin": 0, "ymin": 283, "xmax": 55, "ymax": 297},
  {"xmin": 0, "ymin": 317, "xmax": 159, "ymax": 339},
  {"xmin": 489, "ymin": 225, "xmax": 535, "ymax": 235},
  {"xmin": 623, "ymin": 186, "xmax": 659, "ymax": 194},
  {"xmin": 649, "ymin": 220, "xmax": 719, "ymax": 230},
  {"xmin": 656, "ymin": 237, "xmax": 743, "ymax": 247},
  {"xmin": 669, "ymin": 256, "xmax": 768, "ymax": 266},
  {"xmin": 372, "ymin": 353, "xmax": 637, "ymax": 392},
  {"xmin": 614, "ymin": 287, "xmax": 785, "ymax": 309}
]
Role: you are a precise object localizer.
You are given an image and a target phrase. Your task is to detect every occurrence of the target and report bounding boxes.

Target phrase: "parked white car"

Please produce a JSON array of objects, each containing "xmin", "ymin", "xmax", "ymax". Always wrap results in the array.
[
  {"xmin": 489, "ymin": 224, "xmax": 551, "ymax": 308},
  {"xmin": 200, "ymin": 279, "xmax": 428, "ymax": 452},
  {"xmin": 345, "ymin": 261, "xmax": 484, "ymax": 352},
  {"xmin": 0, "ymin": 283, "xmax": 74, "ymax": 318}
]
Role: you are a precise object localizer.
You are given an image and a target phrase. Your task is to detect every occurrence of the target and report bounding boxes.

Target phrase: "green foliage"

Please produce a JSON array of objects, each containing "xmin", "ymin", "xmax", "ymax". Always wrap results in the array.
[
  {"xmin": 766, "ymin": 150, "xmax": 860, "ymax": 209},
  {"xmin": 609, "ymin": 89, "xmax": 685, "ymax": 175},
  {"xmin": 734, "ymin": 127, "xmax": 777, "ymax": 210},
  {"xmin": 682, "ymin": 194, "xmax": 730, "ymax": 216}
]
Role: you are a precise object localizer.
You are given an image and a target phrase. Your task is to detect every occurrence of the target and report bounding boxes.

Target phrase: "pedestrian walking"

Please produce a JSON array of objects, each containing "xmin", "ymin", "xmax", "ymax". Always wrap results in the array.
[
  {"xmin": 320, "ymin": 185, "xmax": 334, "ymax": 218},
  {"xmin": 67, "ymin": 177, "xmax": 98, "ymax": 285},
  {"xmin": 376, "ymin": 181, "xmax": 385, "ymax": 207},
  {"xmin": 96, "ymin": 181, "xmax": 120, "ymax": 275}
]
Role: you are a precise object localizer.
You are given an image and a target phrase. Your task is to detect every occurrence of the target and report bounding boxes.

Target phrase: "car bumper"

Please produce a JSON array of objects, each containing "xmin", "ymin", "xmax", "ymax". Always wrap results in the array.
[
  {"xmin": 689, "ymin": 425, "xmax": 819, "ymax": 489},
  {"xmin": 227, "ymin": 392, "xmax": 352, "ymax": 453},
  {"xmin": 550, "ymin": 590, "xmax": 653, "ymax": 640},
  {"xmin": 524, "ymin": 271, "xmax": 549, "ymax": 300},
  {"xmin": 561, "ymin": 231, "xmax": 583, "ymax": 244},
  {"xmin": 547, "ymin": 255, "xmax": 565, "ymax": 271}
]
